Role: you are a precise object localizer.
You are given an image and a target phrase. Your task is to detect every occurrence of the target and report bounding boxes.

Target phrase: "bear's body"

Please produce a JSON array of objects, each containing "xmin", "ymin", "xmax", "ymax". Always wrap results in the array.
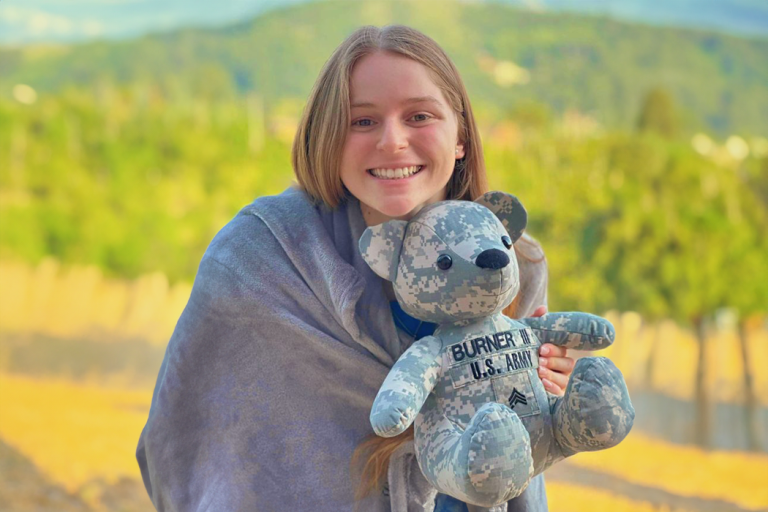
[{"xmin": 359, "ymin": 193, "xmax": 634, "ymax": 507}]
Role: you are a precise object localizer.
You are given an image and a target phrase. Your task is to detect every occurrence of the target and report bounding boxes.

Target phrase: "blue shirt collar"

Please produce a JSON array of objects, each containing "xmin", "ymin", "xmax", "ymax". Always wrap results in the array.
[{"xmin": 389, "ymin": 301, "xmax": 437, "ymax": 340}]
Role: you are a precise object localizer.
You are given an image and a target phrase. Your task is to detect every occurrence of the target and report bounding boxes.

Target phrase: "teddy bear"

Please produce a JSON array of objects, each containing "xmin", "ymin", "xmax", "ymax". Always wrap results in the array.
[{"xmin": 359, "ymin": 191, "xmax": 634, "ymax": 507}]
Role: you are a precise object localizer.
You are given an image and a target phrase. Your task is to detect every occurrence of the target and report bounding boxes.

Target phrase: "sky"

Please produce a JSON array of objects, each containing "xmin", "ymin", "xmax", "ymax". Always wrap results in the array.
[{"xmin": 0, "ymin": 0, "xmax": 306, "ymax": 45}]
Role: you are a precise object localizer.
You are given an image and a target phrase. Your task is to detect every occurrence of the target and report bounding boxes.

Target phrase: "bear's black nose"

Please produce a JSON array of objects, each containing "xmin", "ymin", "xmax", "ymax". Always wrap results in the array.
[{"xmin": 475, "ymin": 249, "xmax": 510, "ymax": 270}]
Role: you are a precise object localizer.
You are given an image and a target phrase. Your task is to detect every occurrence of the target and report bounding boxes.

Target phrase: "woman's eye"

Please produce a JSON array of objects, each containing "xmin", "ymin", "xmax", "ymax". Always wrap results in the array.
[{"xmin": 353, "ymin": 114, "xmax": 430, "ymax": 127}]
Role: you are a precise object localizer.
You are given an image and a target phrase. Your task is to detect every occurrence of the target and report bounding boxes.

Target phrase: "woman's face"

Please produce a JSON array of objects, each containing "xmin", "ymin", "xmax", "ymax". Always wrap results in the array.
[{"xmin": 340, "ymin": 51, "xmax": 465, "ymax": 226}]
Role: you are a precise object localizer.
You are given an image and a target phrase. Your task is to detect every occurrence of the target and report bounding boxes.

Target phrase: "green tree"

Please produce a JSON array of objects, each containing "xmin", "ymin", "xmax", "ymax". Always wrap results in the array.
[
  {"xmin": 636, "ymin": 88, "xmax": 679, "ymax": 138},
  {"xmin": 723, "ymin": 158, "xmax": 768, "ymax": 451}
]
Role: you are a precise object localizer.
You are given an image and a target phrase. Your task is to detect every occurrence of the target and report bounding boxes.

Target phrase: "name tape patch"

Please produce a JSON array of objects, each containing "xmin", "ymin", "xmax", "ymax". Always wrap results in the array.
[
  {"xmin": 448, "ymin": 346, "xmax": 539, "ymax": 389},
  {"xmin": 449, "ymin": 328, "xmax": 536, "ymax": 364}
]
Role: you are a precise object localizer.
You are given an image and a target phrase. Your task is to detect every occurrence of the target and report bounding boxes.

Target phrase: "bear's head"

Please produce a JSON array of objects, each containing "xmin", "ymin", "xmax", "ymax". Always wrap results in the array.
[{"xmin": 359, "ymin": 191, "xmax": 528, "ymax": 324}]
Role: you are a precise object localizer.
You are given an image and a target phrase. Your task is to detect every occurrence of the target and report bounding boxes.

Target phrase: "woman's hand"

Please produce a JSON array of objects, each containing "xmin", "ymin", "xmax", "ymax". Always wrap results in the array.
[{"xmin": 530, "ymin": 306, "xmax": 575, "ymax": 396}]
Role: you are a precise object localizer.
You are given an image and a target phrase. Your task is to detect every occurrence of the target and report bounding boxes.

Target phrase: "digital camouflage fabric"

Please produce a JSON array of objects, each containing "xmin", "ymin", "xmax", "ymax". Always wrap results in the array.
[{"xmin": 359, "ymin": 192, "xmax": 635, "ymax": 507}]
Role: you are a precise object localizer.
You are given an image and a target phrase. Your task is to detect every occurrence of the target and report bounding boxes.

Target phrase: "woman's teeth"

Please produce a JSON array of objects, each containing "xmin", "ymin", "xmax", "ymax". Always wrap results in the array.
[{"xmin": 368, "ymin": 165, "xmax": 424, "ymax": 180}]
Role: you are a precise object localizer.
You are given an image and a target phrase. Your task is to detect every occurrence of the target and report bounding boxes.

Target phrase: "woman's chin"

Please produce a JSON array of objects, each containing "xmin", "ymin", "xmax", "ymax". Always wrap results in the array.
[{"xmin": 374, "ymin": 201, "xmax": 421, "ymax": 220}]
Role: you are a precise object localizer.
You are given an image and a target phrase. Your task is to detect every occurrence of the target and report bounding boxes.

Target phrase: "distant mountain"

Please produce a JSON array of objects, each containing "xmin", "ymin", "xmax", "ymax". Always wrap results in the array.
[
  {"xmin": 0, "ymin": 0, "xmax": 306, "ymax": 45},
  {"xmin": 0, "ymin": 0, "xmax": 766, "ymax": 46},
  {"xmin": 2, "ymin": 0, "xmax": 766, "ymax": 135},
  {"xmin": 499, "ymin": 0, "xmax": 768, "ymax": 36}
]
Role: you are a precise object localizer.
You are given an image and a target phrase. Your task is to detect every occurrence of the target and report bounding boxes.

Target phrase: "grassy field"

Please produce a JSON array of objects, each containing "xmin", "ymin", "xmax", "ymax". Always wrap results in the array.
[
  {"xmin": 2, "ymin": 259, "xmax": 766, "ymax": 403},
  {"xmin": 1, "ymin": 372, "xmax": 766, "ymax": 511},
  {"xmin": 0, "ymin": 373, "xmax": 154, "ymax": 511},
  {"xmin": 1, "ymin": 259, "xmax": 767, "ymax": 511}
]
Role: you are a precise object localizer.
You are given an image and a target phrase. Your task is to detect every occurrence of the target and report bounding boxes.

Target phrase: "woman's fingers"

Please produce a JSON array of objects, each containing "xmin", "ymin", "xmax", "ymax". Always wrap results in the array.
[
  {"xmin": 538, "ymin": 343, "xmax": 574, "ymax": 396},
  {"xmin": 539, "ymin": 343, "xmax": 565, "ymax": 358},
  {"xmin": 539, "ymin": 355, "xmax": 575, "ymax": 377},
  {"xmin": 531, "ymin": 305, "xmax": 548, "ymax": 317},
  {"xmin": 539, "ymin": 369, "xmax": 568, "ymax": 396}
]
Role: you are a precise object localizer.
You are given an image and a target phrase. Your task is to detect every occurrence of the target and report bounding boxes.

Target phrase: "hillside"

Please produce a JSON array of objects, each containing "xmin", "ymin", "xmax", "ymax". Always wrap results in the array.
[
  {"xmin": 2, "ymin": 0, "xmax": 767, "ymax": 135},
  {"xmin": 503, "ymin": 0, "xmax": 768, "ymax": 36}
]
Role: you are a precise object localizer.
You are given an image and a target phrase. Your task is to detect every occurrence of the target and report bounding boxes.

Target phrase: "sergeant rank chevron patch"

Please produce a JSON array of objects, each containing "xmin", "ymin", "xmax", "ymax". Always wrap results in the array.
[{"xmin": 508, "ymin": 388, "xmax": 528, "ymax": 409}]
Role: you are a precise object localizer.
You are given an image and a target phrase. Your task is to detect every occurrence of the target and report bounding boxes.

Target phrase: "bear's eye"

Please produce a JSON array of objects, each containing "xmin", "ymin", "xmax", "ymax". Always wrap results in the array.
[
  {"xmin": 436, "ymin": 254, "xmax": 453, "ymax": 270},
  {"xmin": 501, "ymin": 235, "xmax": 513, "ymax": 249}
]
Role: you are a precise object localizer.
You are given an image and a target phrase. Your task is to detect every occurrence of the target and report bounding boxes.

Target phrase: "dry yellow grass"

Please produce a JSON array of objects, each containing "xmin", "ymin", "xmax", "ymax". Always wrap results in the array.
[
  {"xmin": 0, "ymin": 371, "xmax": 766, "ymax": 511},
  {"xmin": 0, "ymin": 372, "xmax": 151, "ymax": 492},
  {"xmin": 547, "ymin": 482, "xmax": 695, "ymax": 512},
  {"xmin": 1, "ymin": 259, "xmax": 768, "ymax": 511},
  {"xmin": 2, "ymin": 260, "xmax": 766, "ymax": 404},
  {"xmin": 568, "ymin": 431, "xmax": 768, "ymax": 510},
  {"xmin": 0, "ymin": 259, "xmax": 191, "ymax": 345}
]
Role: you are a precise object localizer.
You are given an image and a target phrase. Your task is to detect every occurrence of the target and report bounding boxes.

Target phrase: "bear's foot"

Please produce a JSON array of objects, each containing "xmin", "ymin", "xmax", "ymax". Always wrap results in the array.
[
  {"xmin": 553, "ymin": 357, "xmax": 634, "ymax": 457},
  {"xmin": 465, "ymin": 402, "xmax": 533, "ymax": 505}
]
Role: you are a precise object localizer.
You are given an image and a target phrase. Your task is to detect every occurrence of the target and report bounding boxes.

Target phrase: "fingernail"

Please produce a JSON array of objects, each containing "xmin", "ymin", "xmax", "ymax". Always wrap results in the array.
[
  {"xmin": 539, "ymin": 357, "xmax": 548, "ymax": 367},
  {"xmin": 542, "ymin": 378, "xmax": 553, "ymax": 388},
  {"xmin": 538, "ymin": 367, "xmax": 547, "ymax": 378},
  {"xmin": 540, "ymin": 346, "xmax": 550, "ymax": 356}
]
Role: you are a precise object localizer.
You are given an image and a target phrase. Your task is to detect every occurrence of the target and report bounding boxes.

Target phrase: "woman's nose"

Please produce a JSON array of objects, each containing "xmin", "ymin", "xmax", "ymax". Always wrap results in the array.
[{"xmin": 376, "ymin": 120, "xmax": 408, "ymax": 152}]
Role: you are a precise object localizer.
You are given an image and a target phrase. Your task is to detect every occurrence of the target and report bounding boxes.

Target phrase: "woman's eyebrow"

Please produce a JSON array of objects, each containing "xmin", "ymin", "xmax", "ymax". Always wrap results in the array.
[{"xmin": 351, "ymin": 95, "xmax": 443, "ymax": 108}]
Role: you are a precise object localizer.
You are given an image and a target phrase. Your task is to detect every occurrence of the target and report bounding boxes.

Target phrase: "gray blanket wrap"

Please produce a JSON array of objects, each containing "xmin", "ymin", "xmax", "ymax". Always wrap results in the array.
[{"xmin": 136, "ymin": 186, "xmax": 549, "ymax": 512}]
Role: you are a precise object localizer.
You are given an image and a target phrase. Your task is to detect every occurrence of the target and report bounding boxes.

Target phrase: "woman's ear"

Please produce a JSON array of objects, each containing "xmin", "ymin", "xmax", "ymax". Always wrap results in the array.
[
  {"xmin": 474, "ymin": 191, "xmax": 527, "ymax": 243},
  {"xmin": 455, "ymin": 144, "xmax": 465, "ymax": 159},
  {"xmin": 359, "ymin": 220, "xmax": 408, "ymax": 282}
]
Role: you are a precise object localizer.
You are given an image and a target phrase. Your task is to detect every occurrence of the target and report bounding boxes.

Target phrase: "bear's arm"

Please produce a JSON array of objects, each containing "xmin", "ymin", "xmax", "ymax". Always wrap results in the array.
[
  {"xmin": 370, "ymin": 335, "xmax": 443, "ymax": 438},
  {"xmin": 519, "ymin": 312, "xmax": 615, "ymax": 351}
]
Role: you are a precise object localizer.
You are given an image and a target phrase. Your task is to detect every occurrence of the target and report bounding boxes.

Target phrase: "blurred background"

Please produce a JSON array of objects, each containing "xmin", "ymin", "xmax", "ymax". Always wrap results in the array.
[{"xmin": 1, "ymin": 0, "xmax": 767, "ymax": 510}]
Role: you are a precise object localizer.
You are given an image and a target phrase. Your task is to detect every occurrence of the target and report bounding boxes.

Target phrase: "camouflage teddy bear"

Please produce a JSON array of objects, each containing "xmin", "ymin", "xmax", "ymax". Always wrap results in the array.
[{"xmin": 359, "ymin": 191, "xmax": 635, "ymax": 507}]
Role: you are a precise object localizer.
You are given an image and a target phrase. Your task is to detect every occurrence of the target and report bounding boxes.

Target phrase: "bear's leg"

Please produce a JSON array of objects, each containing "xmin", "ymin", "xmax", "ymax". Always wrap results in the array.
[
  {"xmin": 415, "ymin": 401, "xmax": 533, "ymax": 507},
  {"xmin": 552, "ymin": 357, "xmax": 634, "ymax": 458}
]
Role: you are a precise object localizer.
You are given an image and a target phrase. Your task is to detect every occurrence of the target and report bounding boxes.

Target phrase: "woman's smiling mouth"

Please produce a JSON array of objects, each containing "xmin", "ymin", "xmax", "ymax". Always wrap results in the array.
[{"xmin": 367, "ymin": 165, "xmax": 425, "ymax": 180}]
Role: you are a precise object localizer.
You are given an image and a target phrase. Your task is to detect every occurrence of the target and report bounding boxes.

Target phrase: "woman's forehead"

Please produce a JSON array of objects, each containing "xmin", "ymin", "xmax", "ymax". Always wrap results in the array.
[{"xmin": 349, "ymin": 52, "xmax": 449, "ymax": 108}]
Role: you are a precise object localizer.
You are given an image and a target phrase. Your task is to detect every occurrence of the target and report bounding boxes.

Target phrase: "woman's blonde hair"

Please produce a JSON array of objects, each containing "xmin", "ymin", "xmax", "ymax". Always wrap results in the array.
[
  {"xmin": 291, "ymin": 24, "xmax": 544, "ymax": 502},
  {"xmin": 291, "ymin": 24, "xmax": 488, "ymax": 206}
]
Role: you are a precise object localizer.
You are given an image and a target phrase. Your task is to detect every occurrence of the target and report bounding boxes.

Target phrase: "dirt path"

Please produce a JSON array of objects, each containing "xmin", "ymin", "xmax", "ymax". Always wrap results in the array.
[
  {"xmin": 0, "ymin": 439, "xmax": 91, "ymax": 511},
  {"xmin": 2, "ymin": 436, "xmax": 761, "ymax": 512},
  {"xmin": 0, "ymin": 439, "xmax": 153, "ymax": 512},
  {"xmin": 547, "ymin": 460, "xmax": 765, "ymax": 512}
]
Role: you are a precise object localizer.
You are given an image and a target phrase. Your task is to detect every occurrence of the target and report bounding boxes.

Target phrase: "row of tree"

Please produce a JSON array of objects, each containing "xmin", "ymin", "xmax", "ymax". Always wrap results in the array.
[
  {"xmin": 491, "ymin": 121, "xmax": 767, "ymax": 450},
  {"xmin": 2, "ymin": 87, "xmax": 765, "ymax": 306},
  {"xmin": 1, "ymin": 85, "xmax": 766, "ymax": 448}
]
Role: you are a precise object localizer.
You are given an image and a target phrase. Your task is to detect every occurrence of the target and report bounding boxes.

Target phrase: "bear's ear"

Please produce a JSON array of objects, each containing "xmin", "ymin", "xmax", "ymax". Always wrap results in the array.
[
  {"xmin": 359, "ymin": 220, "xmax": 408, "ymax": 282},
  {"xmin": 474, "ymin": 191, "xmax": 527, "ymax": 243}
]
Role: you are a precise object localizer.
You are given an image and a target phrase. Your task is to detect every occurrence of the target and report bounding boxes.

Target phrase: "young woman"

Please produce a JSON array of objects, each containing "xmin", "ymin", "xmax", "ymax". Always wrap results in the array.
[{"xmin": 137, "ymin": 24, "xmax": 574, "ymax": 512}]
